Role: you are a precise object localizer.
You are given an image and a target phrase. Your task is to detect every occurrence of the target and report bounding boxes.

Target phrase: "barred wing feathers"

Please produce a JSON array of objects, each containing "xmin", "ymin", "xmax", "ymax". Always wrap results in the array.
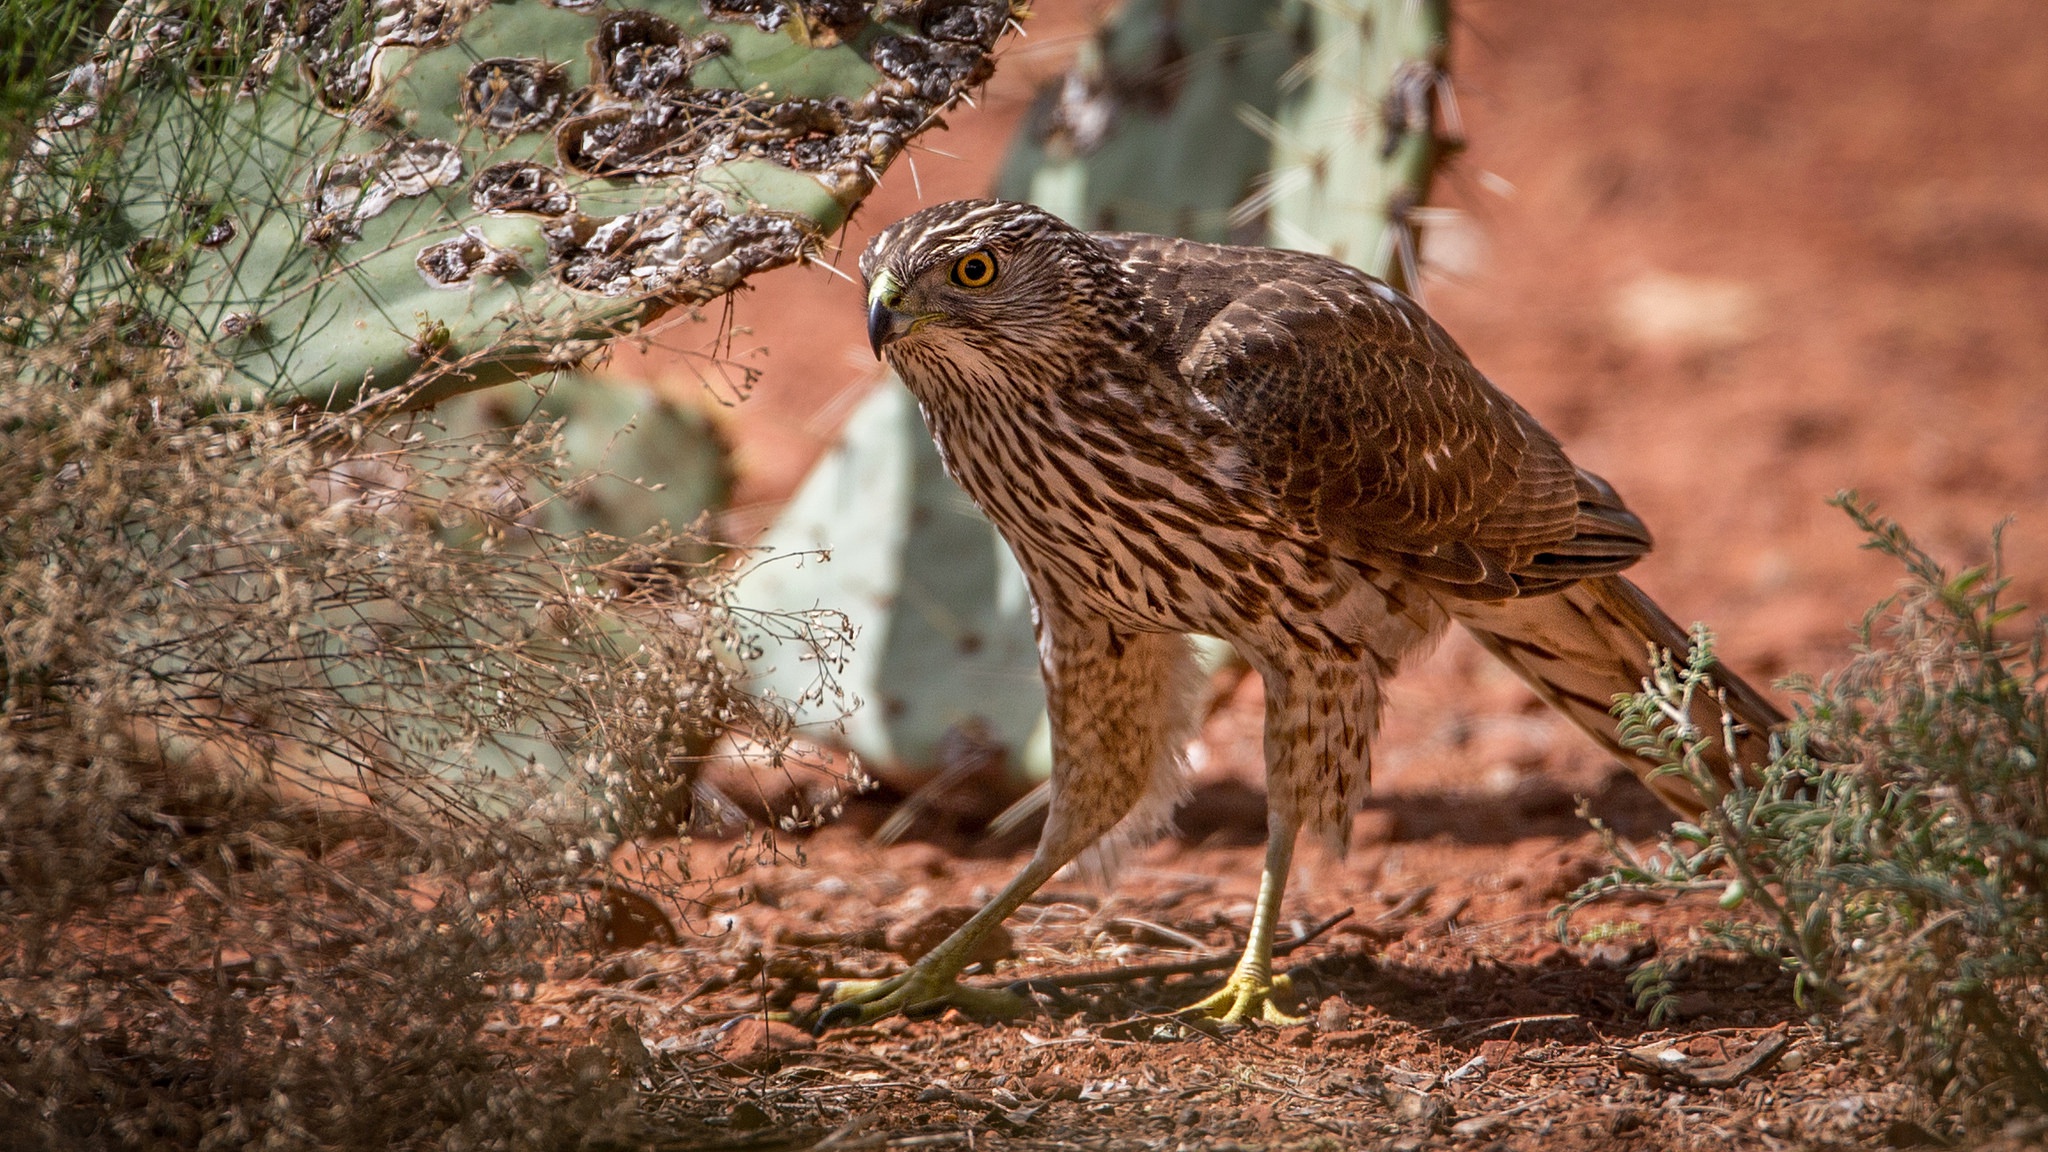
[{"xmin": 1104, "ymin": 233, "xmax": 1650, "ymax": 599}]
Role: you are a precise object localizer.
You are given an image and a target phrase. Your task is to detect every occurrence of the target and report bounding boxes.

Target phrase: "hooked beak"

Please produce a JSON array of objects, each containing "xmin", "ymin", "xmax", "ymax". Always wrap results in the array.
[{"xmin": 866, "ymin": 272, "xmax": 914, "ymax": 358}]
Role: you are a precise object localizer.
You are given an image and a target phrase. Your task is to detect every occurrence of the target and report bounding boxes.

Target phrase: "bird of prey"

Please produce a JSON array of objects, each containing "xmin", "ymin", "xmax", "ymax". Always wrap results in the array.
[{"xmin": 820, "ymin": 198, "xmax": 1782, "ymax": 1028}]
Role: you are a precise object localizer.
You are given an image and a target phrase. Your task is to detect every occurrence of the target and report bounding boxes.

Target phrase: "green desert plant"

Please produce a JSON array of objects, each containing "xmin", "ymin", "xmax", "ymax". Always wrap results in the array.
[
  {"xmin": 1002, "ymin": 0, "xmax": 1454, "ymax": 268},
  {"xmin": 997, "ymin": 0, "xmax": 1297, "ymax": 243},
  {"xmin": 11, "ymin": 0, "xmax": 1014, "ymax": 409},
  {"xmin": 1562, "ymin": 495, "xmax": 2048, "ymax": 1133},
  {"xmin": 1248, "ymin": 0, "xmax": 1453, "ymax": 289}
]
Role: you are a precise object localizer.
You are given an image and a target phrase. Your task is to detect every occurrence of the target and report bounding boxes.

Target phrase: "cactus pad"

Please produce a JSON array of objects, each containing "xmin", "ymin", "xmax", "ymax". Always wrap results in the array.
[{"xmin": 29, "ymin": 0, "xmax": 1015, "ymax": 407}]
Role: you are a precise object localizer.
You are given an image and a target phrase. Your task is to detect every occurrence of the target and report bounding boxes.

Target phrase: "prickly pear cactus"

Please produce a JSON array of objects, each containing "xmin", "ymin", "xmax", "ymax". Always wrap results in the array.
[
  {"xmin": 1001, "ymin": 0, "xmax": 1453, "ymax": 279},
  {"xmin": 995, "ymin": 0, "xmax": 1294, "ymax": 242},
  {"xmin": 739, "ymin": 0, "xmax": 1457, "ymax": 793},
  {"xmin": 1257, "ymin": 0, "xmax": 1452, "ymax": 289},
  {"xmin": 26, "ymin": 0, "xmax": 1015, "ymax": 408}
]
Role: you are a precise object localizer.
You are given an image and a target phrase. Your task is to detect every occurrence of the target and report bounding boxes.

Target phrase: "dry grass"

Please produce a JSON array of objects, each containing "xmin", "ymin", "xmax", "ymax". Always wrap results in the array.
[{"xmin": 0, "ymin": 253, "xmax": 851, "ymax": 1152}]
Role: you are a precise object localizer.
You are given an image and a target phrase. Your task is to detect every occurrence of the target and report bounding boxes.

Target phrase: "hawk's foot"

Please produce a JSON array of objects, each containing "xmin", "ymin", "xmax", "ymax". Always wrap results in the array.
[
  {"xmin": 816, "ymin": 970, "xmax": 1028, "ymax": 1032},
  {"xmin": 815, "ymin": 852, "xmax": 1066, "ymax": 1032},
  {"xmin": 1180, "ymin": 970, "xmax": 1303, "ymax": 1026}
]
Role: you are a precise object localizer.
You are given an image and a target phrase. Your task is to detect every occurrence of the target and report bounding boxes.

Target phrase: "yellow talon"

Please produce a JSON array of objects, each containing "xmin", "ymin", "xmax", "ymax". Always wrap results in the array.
[
  {"xmin": 1177, "ymin": 817, "xmax": 1307, "ymax": 1026},
  {"xmin": 815, "ymin": 854, "xmax": 1063, "ymax": 1032},
  {"xmin": 1182, "ymin": 969, "xmax": 1304, "ymax": 1026},
  {"xmin": 818, "ymin": 971, "xmax": 1028, "ymax": 1031}
]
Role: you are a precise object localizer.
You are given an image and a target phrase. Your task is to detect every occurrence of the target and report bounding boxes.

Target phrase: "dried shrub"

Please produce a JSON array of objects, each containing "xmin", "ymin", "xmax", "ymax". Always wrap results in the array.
[
  {"xmin": 0, "ymin": 5, "xmax": 864, "ymax": 1145},
  {"xmin": 0, "ymin": 303, "xmax": 851, "ymax": 1152},
  {"xmin": 1564, "ymin": 496, "xmax": 2048, "ymax": 1134},
  {"xmin": 0, "ymin": 367, "xmax": 856, "ymax": 1148}
]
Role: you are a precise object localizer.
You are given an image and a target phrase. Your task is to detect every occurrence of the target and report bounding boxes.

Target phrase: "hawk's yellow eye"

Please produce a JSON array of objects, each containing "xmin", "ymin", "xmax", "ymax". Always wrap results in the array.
[{"xmin": 950, "ymin": 250, "xmax": 998, "ymax": 288}]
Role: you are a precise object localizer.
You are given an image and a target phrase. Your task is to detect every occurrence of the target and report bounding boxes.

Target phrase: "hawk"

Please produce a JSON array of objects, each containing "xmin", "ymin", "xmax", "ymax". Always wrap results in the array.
[{"xmin": 820, "ymin": 198, "xmax": 1781, "ymax": 1028}]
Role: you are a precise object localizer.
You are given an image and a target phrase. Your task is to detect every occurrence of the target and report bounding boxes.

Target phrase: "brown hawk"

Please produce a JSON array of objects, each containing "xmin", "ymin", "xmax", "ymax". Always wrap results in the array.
[{"xmin": 819, "ymin": 198, "xmax": 1781, "ymax": 1028}]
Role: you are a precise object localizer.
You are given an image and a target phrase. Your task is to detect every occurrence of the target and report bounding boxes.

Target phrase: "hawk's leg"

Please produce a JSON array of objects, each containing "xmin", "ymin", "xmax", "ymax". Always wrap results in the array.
[
  {"xmin": 1181, "ymin": 652, "xmax": 1383, "ymax": 1024},
  {"xmin": 818, "ymin": 619, "xmax": 1199, "ymax": 1031},
  {"xmin": 1180, "ymin": 810, "xmax": 1306, "ymax": 1025}
]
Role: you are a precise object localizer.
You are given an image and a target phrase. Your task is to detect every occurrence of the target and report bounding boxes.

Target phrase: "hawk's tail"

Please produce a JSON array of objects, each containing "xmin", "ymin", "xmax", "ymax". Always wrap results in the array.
[{"xmin": 1446, "ymin": 575, "xmax": 1785, "ymax": 816}]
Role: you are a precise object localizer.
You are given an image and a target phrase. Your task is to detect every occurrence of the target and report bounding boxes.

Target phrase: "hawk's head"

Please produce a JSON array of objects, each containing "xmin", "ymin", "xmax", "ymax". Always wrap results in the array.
[{"xmin": 860, "ymin": 199, "xmax": 1129, "ymax": 382}]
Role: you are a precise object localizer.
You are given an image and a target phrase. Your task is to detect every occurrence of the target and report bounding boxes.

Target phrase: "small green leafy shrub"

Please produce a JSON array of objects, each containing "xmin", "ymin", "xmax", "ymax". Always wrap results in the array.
[{"xmin": 1563, "ymin": 496, "xmax": 2048, "ymax": 1131}]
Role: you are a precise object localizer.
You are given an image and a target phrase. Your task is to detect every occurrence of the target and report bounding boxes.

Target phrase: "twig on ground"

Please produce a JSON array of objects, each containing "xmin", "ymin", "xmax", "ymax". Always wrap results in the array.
[
  {"xmin": 1372, "ymin": 886, "xmax": 1436, "ymax": 923},
  {"xmin": 1450, "ymin": 1092, "xmax": 1568, "ymax": 1139},
  {"xmin": 1096, "ymin": 1008, "xmax": 1232, "ymax": 1044},
  {"xmin": 1440, "ymin": 1013, "xmax": 1585, "ymax": 1039},
  {"xmin": 797, "ymin": 1116, "xmax": 881, "ymax": 1152},
  {"xmin": 1424, "ymin": 894, "xmax": 1472, "ymax": 936},
  {"xmin": 1109, "ymin": 917, "xmax": 1207, "ymax": 951},
  {"xmin": 1616, "ymin": 1028, "xmax": 1791, "ymax": 1090},
  {"xmin": 914, "ymin": 1083, "xmax": 1039, "ymax": 1129},
  {"xmin": 1004, "ymin": 908, "xmax": 1354, "ymax": 995},
  {"xmin": 554, "ymin": 987, "xmax": 674, "ymax": 1011}
]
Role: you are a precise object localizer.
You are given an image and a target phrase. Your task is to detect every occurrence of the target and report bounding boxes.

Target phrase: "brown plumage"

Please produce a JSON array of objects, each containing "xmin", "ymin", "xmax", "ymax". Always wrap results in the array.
[{"xmin": 820, "ymin": 199, "xmax": 1781, "ymax": 1029}]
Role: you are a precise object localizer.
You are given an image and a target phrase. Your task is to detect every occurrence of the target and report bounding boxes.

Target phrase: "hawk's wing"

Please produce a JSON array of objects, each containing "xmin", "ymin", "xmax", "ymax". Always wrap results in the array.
[{"xmin": 1103, "ymin": 233, "xmax": 1651, "ymax": 599}]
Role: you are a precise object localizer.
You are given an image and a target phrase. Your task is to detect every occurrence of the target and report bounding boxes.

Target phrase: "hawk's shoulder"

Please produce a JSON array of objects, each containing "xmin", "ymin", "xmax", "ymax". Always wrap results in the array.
[{"xmin": 1092, "ymin": 232, "xmax": 1650, "ymax": 599}]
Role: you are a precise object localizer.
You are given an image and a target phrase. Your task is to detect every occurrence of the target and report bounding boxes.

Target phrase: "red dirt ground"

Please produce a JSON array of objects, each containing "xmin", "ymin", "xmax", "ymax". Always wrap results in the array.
[{"xmin": 588, "ymin": 1, "xmax": 2048, "ymax": 1146}]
